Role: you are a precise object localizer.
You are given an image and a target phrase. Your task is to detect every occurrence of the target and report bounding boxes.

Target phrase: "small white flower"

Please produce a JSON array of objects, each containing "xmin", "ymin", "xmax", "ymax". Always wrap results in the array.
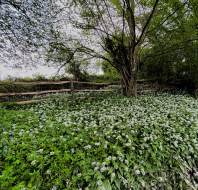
[
  {"xmin": 37, "ymin": 149, "xmax": 43, "ymax": 154},
  {"xmin": 19, "ymin": 132, "xmax": 23, "ymax": 136},
  {"xmin": 125, "ymin": 143, "xmax": 131, "ymax": 147},
  {"xmin": 111, "ymin": 172, "xmax": 116, "ymax": 178},
  {"xmin": 31, "ymin": 160, "xmax": 37, "ymax": 166},
  {"xmin": 39, "ymin": 125, "xmax": 43, "ymax": 129},
  {"xmin": 50, "ymin": 152, "xmax": 55, "ymax": 156},
  {"xmin": 112, "ymin": 156, "xmax": 116, "ymax": 161},
  {"xmin": 71, "ymin": 148, "xmax": 75, "ymax": 153},
  {"xmin": 51, "ymin": 185, "xmax": 57, "ymax": 190},
  {"xmin": 134, "ymin": 169, "xmax": 141, "ymax": 175},
  {"xmin": 106, "ymin": 156, "xmax": 112, "ymax": 161},
  {"xmin": 100, "ymin": 166, "xmax": 107, "ymax": 172},
  {"xmin": 173, "ymin": 141, "xmax": 178, "ymax": 148},
  {"xmin": 95, "ymin": 142, "xmax": 100, "ymax": 146},
  {"xmin": 125, "ymin": 160, "xmax": 129, "ymax": 165},
  {"xmin": 131, "ymin": 147, "xmax": 135, "ymax": 150},
  {"xmin": 158, "ymin": 177, "xmax": 163, "ymax": 182},
  {"xmin": 46, "ymin": 169, "xmax": 51, "ymax": 175},
  {"xmin": 84, "ymin": 145, "xmax": 92, "ymax": 150},
  {"xmin": 92, "ymin": 161, "xmax": 97, "ymax": 166},
  {"xmin": 118, "ymin": 157, "xmax": 123, "ymax": 162},
  {"xmin": 97, "ymin": 180, "xmax": 103, "ymax": 186}
]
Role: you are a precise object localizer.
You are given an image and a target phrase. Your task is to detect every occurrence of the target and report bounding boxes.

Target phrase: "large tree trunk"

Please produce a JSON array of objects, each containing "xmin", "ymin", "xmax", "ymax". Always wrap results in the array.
[
  {"xmin": 121, "ymin": 48, "xmax": 139, "ymax": 97},
  {"xmin": 121, "ymin": 70, "xmax": 137, "ymax": 97},
  {"xmin": 121, "ymin": 66, "xmax": 137, "ymax": 97}
]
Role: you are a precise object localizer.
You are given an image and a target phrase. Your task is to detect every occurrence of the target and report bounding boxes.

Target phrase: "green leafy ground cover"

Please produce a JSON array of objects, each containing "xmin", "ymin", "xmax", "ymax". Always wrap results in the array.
[{"xmin": 1, "ymin": 92, "xmax": 198, "ymax": 190}]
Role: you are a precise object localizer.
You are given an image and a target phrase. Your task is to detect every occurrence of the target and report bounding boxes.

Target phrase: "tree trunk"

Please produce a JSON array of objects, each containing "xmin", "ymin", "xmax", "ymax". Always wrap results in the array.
[
  {"xmin": 121, "ymin": 72, "xmax": 137, "ymax": 97},
  {"xmin": 121, "ymin": 65, "xmax": 137, "ymax": 97},
  {"xmin": 121, "ymin": 49, "xmax": 139, "ymax": 97}
]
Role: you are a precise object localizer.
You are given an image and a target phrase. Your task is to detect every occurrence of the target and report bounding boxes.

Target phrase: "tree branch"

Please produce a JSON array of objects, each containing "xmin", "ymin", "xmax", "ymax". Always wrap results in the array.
[
  {"xmin": 147, "ymin": 0, "xmax": 189, "ymax": 34},
  {"xmin": 124, "ymin": 0, "xmax": 136, "ymax": 47},
  {"xmin": 142, "ymin": 38, "xmax": 198, "ymax": 60},
  {"xmin": 136, "ymin": 0, "xmax": 160, "ymax": 45},
  {"xmin": 56, "ymin": 48, "xmax": 79, "ymax": 76}
]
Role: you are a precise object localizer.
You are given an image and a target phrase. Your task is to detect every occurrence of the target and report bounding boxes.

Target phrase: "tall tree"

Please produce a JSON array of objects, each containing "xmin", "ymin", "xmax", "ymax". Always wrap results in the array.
[
  {"xmin": 69, "ymin": 0, "xmax": 161, "ymax": 96},
  {"xmin": 69, "ymin": 0, "xmax": 195, "ymax": 96}
]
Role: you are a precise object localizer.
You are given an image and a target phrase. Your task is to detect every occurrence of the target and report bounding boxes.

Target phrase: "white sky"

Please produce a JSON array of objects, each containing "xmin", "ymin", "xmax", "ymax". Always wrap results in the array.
[
  {"xmin": 0, "ymin": 65, "xmax": 62, "ymax": 80},
  {"xmin": 0, "ymin": 63, "xmax": 103, "ymax": 80}
]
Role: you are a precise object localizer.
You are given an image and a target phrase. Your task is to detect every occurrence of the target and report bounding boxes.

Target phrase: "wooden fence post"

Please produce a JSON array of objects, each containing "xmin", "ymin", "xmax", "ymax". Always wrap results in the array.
[{"xmin": 71, "ymin": 80, "xmax": 74, "ymax": 96}]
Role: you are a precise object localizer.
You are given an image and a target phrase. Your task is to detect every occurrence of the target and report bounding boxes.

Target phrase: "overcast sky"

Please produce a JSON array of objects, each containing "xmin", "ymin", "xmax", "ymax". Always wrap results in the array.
[
  {"xmin": 0, "ymin": 65, "xmax": 61, "ymax": 80},
  {"xmin": 0, "ymin": 63, "xmax": 103, "ymax": 80}
]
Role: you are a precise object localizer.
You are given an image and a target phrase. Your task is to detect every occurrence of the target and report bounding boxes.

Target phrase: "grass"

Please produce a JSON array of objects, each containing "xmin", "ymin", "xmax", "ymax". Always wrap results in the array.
[{"xmin": 0, "ymin": 92, "xmax": 198, "ymax": 190}]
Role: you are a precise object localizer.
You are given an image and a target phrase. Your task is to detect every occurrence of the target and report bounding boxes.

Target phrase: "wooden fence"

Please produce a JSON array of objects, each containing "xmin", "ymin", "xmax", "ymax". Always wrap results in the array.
[{"xmin": 0, "ymin": 80, "xmax": 159, "ymax": 103}]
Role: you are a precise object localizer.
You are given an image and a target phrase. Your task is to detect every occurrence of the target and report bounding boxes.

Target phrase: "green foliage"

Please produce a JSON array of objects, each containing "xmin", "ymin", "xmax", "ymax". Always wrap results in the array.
[
  {"xmin": 140, "ymin": 0, "xmax": 198, "ymax": 92},
  {"xmin": 110, "ymin": 0, "xmax": 123, "ymax": 14},
  {"xmin": 0, "ymin": 102, "xmax": 19, "ymax": 110},
  {"xmin": 141, "ymin": 41, "xmax": 198, "ymax": 92},
  {"xmin": 86, "ymin": 75, "xmax": 120, "ymax": 83},
  {"xmin": 67, "ymin": 62, "xmax": 89, "ymax": 81},
  {"xmin": 33, "ymin": 74, "xmax": 47, "ymax": 81},
  {"xmin": 1, "ymin": 92, "xmax": 198, "ymax": 189},
  {"xmin": 99, "ymin": 59, "xmax": 120, "ymax": 82},
  {"xmin": 15, "ymin": 77, "xmax": 36, "ymax": 82}
]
